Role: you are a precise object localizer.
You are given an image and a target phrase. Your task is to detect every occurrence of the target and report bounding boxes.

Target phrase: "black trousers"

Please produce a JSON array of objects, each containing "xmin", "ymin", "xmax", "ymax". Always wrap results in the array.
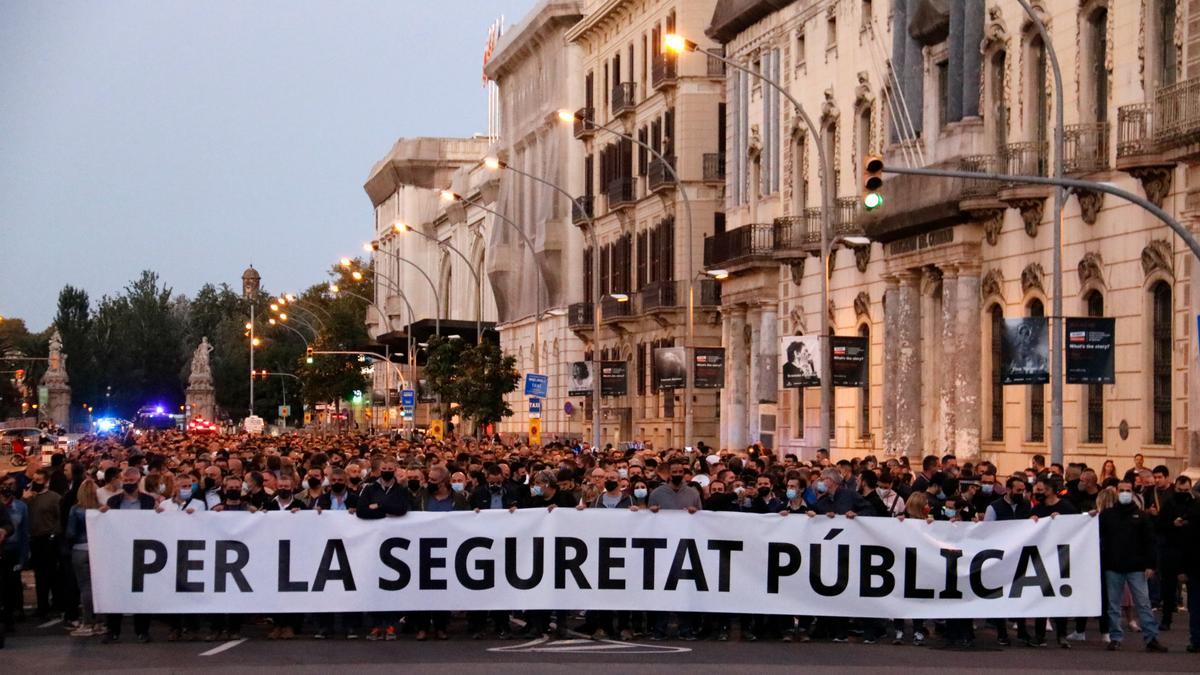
[
  {"xmin": 29, "ymin": 536, "xmax": 59, "ymax": 614},
  {"xmin": 107, "ymin": 613, "xmax": 150, "ymax": 636}
]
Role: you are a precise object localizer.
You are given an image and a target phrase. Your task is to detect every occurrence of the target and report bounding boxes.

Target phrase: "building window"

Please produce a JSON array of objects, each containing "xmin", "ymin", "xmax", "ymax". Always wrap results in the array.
[
  {"xmin": 990, "ymin": 304, "xmax": 1004, "ymax": 441},
  {"xmin": 1027, "ymin": 299, "xmax": 1045, "ymax": 443},
  {"xmin": 856, "ymin": 107, "xmax": 872, "ymax": 165},
  {"xmin": 1082, "ymin": 7, "xmax": 1109, "ymax": 123},
  {"xmin": 1027, "ymin": 35, "xmax": 1049, "ymax": 145},
  {"xmin": 861, "ymin": 0, "xmax": 873, "ymax": 31},
  {"xmin": 1149, "ymin": 0, "xmax": 1178, "ymax": 89},
  {"xmin": 988, "ymin": 50, "xmax": 1008, "ymax": 150},
  {"xmin": 1085, "ymin": 290, "xmax": 1104, "ymax": 443},
  {"xmin": 796, "ymin": 29, "xmax": 807, "ymax": 68},
  {"xmin": 827, "ymin": 12, "xmax": 837, "ymax": 49},
  {"xmin": 823, "ymin": 123, "xmax": 839, "ymax": 193},
  {"xmin": 858, "ymin": 324, "xmax": 870, "ymax": 438},
  {"xmin": 637, "ymin": 342, "xmax": 647, "ymax": 396},
  {"xmin": 1151, "ymin": 281, "xmax": 1172, "ymax": 444},
  {"xmin": 936, "ymin": 59, "xmax": 950, "ymax": 128}
]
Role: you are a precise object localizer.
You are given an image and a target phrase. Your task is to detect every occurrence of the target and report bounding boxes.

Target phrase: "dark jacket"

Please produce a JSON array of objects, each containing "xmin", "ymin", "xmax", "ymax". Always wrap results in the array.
[
  {"xmin": 813, "ymin": 487, "xmax": 872, "ymax": 516},
  {"xmin": 523, "ymin": 487, "xmax": 577, "ymax": 509},
  {"xmin": 1098, "ymin": 503, "xmax": 1155, "ymax": 573},
  {"xmin": 356, "ymin": 480, "xmax": 410, "ymax": 519},
  {"xmin": 316, "ymin": 490, "xmax": 359, "ymax": 511},
  {"xmin": 589, "ymin": 492, "xmax": 633, "ymax": 509},
  {"xmin": 266, "ymin": 498, "xmax": 307, "ymax": 511},
  {"xmin": 105, "ymin": 493, "xmax": 156, "ymax": 511},
  {"xmin": 986, "ymin": 497, "xmax": 1032, "ymax": 521},
  {"xmin": 468, "ymin": 484, "xmax": 522, "ymax": 510},
  {"xmin": 418, "ymin": 489, "xmax": 470, "ymax": 511}
]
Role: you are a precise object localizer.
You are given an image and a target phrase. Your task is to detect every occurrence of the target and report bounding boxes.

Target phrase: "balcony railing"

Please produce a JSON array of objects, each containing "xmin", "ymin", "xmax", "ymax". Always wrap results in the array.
[
  {"xmin": 571, "ymin": 195, "xmax": 594, "ymax": 225},
  {"xmin": 647, "ymin": 156, "xmax": 675, "ymax": 193},
  {"xmin": 637, "ymin": 280, "xmax": 678, "ymax": 312},
  {"xmin": 606, "ymin": 176, "xmax": 636, "ymax": 209},
  {"xmin": 1154, "ymin": 77, "xmax": 1200, "ymax": 145},
  {"xmin": 833, "ymin": 196, "xmax": 862, "ymax": 236},
  {"xmin": 568, "ymin": 302, "xmax": 593, "ymax": 329},
  {"xmin": 612, "ymin": 81, "xmax": 636, "ymax": 116},
  {"xmin": 1064, "ymin": 122, "xmax": 1110, "ymax": 174},
  {"xmin": 959, "ymin": 154, "xmax": 1004, "ymax": 198},
  {"xmin": 573, "ymin": 107, "xmax": 595, "ymax": 139},
  {"xmin": 704, "ymin": 224, "xmax": 774, "ymax": 267},
  {"xmin": 601, "ymin": 294, "xmax": 633, "ymax": 319},
  {"xmin": 773, "ymin": 210, "xmax": 822, "ymax": 250},
  {"xmin": 651, "ymin": 53, "xmax": 677, "ymax": 89},
  {"xmin": 706, "ymin": 48, "xmax": 726, "ymax": 77},
  {"xmin": 1117, "ymin": 103, "xmax": 1154, "ymax": 157},
  {"xmin": 703, "ymin": 153, "xmax": 725, "ymax": 181},
  {"xmin": 1002, "ymin": 141, "xmax": 1049, "ymax": 183}
]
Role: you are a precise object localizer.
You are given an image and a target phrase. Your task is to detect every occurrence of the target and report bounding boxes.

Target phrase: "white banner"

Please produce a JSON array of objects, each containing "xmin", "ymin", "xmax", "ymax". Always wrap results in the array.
[{"xmin": 87, "ymin": 510, "xmax": 1099, "ymax": 618}]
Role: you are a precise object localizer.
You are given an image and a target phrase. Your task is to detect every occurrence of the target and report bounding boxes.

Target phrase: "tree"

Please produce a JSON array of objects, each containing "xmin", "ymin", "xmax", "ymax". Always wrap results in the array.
[
  {"xmin": 53, "ymin": 285, "xmax": 96, "ymax": 420},
  {"xmin": 423, "ymin": 336, "xmax": 518, "ymax": 434}
]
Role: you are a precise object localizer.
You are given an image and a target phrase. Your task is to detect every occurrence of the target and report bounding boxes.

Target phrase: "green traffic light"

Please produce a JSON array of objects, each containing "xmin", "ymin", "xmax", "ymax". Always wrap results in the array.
[
  {"xmin": 863, "ymin": 192, "xmax": 883, "ymax": 210},
  {"xmin": 305, "ymin": 356, "xmax": 314, "ymax": 364}
]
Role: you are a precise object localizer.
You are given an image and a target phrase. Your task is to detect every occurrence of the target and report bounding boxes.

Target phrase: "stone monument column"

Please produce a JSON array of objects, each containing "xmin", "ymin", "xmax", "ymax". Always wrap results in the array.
[
  {"xmin": 747, "ymin": 304, "xmax": 763, "ymax": 443},
  {"xmin": 727, "ymin": 305, "xmax": 749, "ymax": 450},
  {"xmin": 895, "ymin": 271, "xmax": 923, "ymax": 459},
  {"xmin": 955, "ymin": 262, "xmax": 983, "ymax": 456},
  {"xmin": 40, "ymin": 330, "xmax": 71, "ymax": 429},
  {"xmin": 882, "ymin": 276, "xmax": 899, "ymax": 454},
  {"xmin": 186, "ymin": 337, "xmax": 217, "ymax": 422},
  {"xmin": 940, "ymin": 264, "xmax": 959, "ymax": 454}
]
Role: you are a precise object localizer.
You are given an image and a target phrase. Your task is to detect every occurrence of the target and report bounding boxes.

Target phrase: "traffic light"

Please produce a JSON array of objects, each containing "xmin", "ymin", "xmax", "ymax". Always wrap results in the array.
[
  {"xmin": 862, "ymin": 154, "xmax": 884, "ymax": 211},
  {"xmin": 305, "ymin": 347, "xmax": 314, "ymax": 365},
  {"xmin": 13, "ymin": 369, "xmax": 25, "ymax": 381}
]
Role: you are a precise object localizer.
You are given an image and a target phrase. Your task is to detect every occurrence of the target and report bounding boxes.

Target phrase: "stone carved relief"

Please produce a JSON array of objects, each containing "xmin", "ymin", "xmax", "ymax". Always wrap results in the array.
[
  {"xmin": 1014, "ymin": 199, "xmax": 1044, "ymax": 238},
  {"xmin": 828, "ymin": 299, "xmax": 836, "ymax": 325},
  {"xmin": 1077, "ymin": 251, "xmax": 1105, "ymax": 289},
  {"xmin": 1141, "ymin": 239, "xmax": 1174, "ymax": 279},
  {"xmin": 981, "ymin": 5, "xmax": 1010, "ymax": 53},
  {"xmin": 748, "ymin": 124, "xmax": 763, "ymax": 160},
  {"xmin": 854, "ymin": 71, "xmax": 873, "ymax": 109},
  {"xmin": 1129, "ymin": 166, "xmax": 1172, "ymax": 208},
  {"xmin": 921, "ymin": 266, "xmax": 944, "ymax": 297},
  {"xmin": 980, "ymin": 6, "xmax": 1012, "ymax": 124},
  {"xmin": 853, "ymin": 291, "xmax": 871, "ymax": 319},
  {"xmin": 1077, "ymin": 189, "xmax": 1104, "ymax": 225},
  {"xmin": 1021, "ymin": 262, "xmax": 1045, "ymax": 295},
  {"xmin": 980, "ymin": 268, "xmax": 1005, "ymax": 302},
  {"xmin": 854, "ymin": 245, "xmax": 871, "ymax": 272},
  {"xmin": 820, "ymin": 88, "xmax": 839, "ymax": 128},
  {"xmin": 789, "ymin": 306, "xmax": 808, "ymax": 335},
  {"xmin": 977, "ymin": 209, "xmax": 1005, "ymax": 246},
  {"xmin": 789, "ymin": 259, "xmax": 805, "ymax": 285}
]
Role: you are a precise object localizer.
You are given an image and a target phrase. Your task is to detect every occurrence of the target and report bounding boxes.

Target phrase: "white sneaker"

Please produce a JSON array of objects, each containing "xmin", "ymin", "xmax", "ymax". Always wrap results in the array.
[
  {"xmin": 1129, "ymin": 621, "xmax": 1141, "ymax": 633},
  {"xmin": 893, "ymin": 629, "xmax": 904, "ymax": 644},
  {"xmin": 70, "ymin": 626, "xmax": 95, "ymax": 637},
  {"xmin": 1066, "ymin": 631, "xmax": 1086, "ymax": 642},
  {"xmin": 1102, "ymin": 633, "xmax": 1111, "ymax": 644}
]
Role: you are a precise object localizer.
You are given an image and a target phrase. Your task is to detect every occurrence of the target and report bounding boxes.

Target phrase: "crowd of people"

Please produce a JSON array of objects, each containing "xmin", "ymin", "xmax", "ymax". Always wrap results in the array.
[{"xmin": 0, "ymin": 427, "xmax": 1198, "ymax": 654}]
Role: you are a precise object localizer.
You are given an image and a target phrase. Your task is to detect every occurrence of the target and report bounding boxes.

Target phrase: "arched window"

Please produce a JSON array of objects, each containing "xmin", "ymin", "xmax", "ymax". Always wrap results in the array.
[
  {"xmin": 1084, "ymin": 290, "xmax": 1104, "ymax": 443},
  {"xmin": 1026, "ymin": 34, "xmax": 1049, "ymax": 149},
  {"xmin": 1151, "ymin": 281, "xmax": 1172, "ymax": 444},
  {"xmin": 1147, "ymin": 0, "xmax": 1178, "ymax": 89},
  {"xmin": 1081, "ymin": 6, "xmax": 1109, "ymax": 123},
  {"xmin": 990, "ymin": 304, "xmax": 1004, "ymax": 441},
  {"xmin": 856, "ymin": 106, "xmax": 871, "ymax": 168},
  {"xmin": 1027, "ymin": 299, "xmax": 1045, "ymax": 443},
  {"xmin": 858, "ymin": 324, "xmax": 870, "ymax": 438}
]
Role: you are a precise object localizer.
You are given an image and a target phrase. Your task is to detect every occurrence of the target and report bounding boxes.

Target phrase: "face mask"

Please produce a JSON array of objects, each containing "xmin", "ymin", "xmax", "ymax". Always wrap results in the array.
[
  {"xmin": 757, "ymin": 486, "xmax": 771, "ymax": 498},
  {"xmin": 224, "ymin": 489, "xmax": 241, "ymax": 502},
  {"xmin": 981, "ymin": 484, "xmax": 994, "ymax": 495},
  {"xmin": 1118, "ymin": 491, "xmax": 1133, "ymax": 505},
  {"xmin": 121, "ymin": 482, "xmax": 139, "ymax": 494},
  {"xmin": 450, "ymin": 482, "xmax": 465, "ymax": 493},
  {"xmin": 307, "ymin": 477, "xmax": 322, "ymax": 490},
  {"xmin": 943, "ymin": 507, "xmax": 957, "ymax": 518},
  {"xmin": 96, "ymin": 470, "xmax": 105, "ymax": 480},
  {"xmin": 379, "ymin": 471, "xmax": 395, "ymax": 482},
  {"xmin": 178, "ymin": 487, "xmax": 193, "ymax": 501},
  {"xmin": 157, "ymin": 483, "xmax": 167, "ymax": 494},
  {"xmin": 733, "ymin": 486, "xmax": 745, "ymax": 495},
  {"xmin": 1010, "ymin": 494, "xmax": 1024, "ymax": 504},
  {"xmin": 360, "ymin": 469, "xmax": 370, "ymax": 479},
  {"xmin": 330, "ymin": 483, "xmax": 347, "ymax": 494},
  {"xmin": 786, "ymin": 488, "xmax": 798, "ymax": 500},
  {"xmin": 489, "ymin": 484, "xmax": 502, "ymax": 492},
  {"xmin": 407, "ymin": 480, "xmax": 421, "ymax": 492},
  {"xmin": 276, "ymin": 489, "xmax": 292, "ymax": 501},
  {"xmin": 618, "ymin": 469, "xmax": 628, "ymax": 479},
  {"xmin": 936, "ymin": 490, "xmax": 946, "ymax": 500},
  {"xmin": 670, "ymin": 475, "xmax": 683, "ymax": 486},
  {"xmin": 203, "ymin": 477, "xmax": 216, "ymax": 490},
  {"xmin": 604, "ymin": 480, "xmax": 619, "ymax": 492},
  {"xmin": 815, "ymin": 481, "xmax": 828, "ymax": 494},
  {"xmin": 531, "ymin": 485, "xmax": 544, "ymax": 497},
  {"xmin": 633, "ymin": 487, "xmax": 648, "ymax": 499}
]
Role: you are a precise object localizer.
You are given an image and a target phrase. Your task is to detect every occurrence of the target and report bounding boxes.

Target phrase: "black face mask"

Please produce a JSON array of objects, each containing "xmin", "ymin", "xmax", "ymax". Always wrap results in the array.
[
  {"xmin": 203, "ymin": 477, "xmax": 217, "ymax": 490},
  {"xmin": 307, "ymin": 477, "xmax": 322, "ymax": 490},
  {"xmin": 379, "ymin": 471, "xmax": 395, "ymax": 482},
  {"xmin": 604, "ymin": 480, "xmax": 619, "ymax": 492},
  {"xmin": 0, "ymin": 487, "xmax": 13, "ymax": 499},
  {"xmin": 670, "ymin": 475, "xmax": 683, "ymax": 486},
  {"xmin": 407, "ymin": 480, "xmax": 421, "ymax": 492},
  {"xmin": 224, "ymin": 490, "xmax": 241, "ymax": 502},
  {"xmin": 489, "ymin": 484, "xmax": 502, "ymax": 492},
  {"xmin": 330, "ymin": 483, "xmax": 346, "ymax": 494},
  {"xmin": 276, "ymin": 489, "xmax": 292, "ymax": 501},
  {"xmin": 757, "ymin": 486, "xmax": 771, "ymax": 498},
  {"xmin": 122, "ymin": 482, "xmax": 139, "ymax": 494},
  {"xmin": 31, "ymin": 482, "xmax": 45, "ymax": 492}
]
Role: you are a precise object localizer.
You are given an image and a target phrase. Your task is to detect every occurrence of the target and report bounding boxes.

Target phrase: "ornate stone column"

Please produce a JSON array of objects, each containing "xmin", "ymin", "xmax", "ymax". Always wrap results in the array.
[
  {"xmin": 747, "ymin": 304, "xmax": 763, "ymax": 443},
  {"xmin": 940, "ymin": 264, "xmax": 959, "ymax": 454},
  {"xmin": 895, "ymin": 271, "xmax": 923, "ymax": 458},
  {"xmin": 756, "ymin": 304, "xmax": 779, "ymax": 406},
  {"xmin": 727, "ymin": 305, "xmax": 749, "ymax": 450},
  {"xmin": 882, "ymin": 276, "xmax": 900, "ymax": 454},
  {"xmin": 955, "ymin": 262, "xmax": 983, "ymax": 456},
  {"xmin": 962, "ymin": 0, "xmax": 985, "ymax": 118},
  {"xmin": 40, "ymin": 330, "xmax": 71, "ymax": 429}
]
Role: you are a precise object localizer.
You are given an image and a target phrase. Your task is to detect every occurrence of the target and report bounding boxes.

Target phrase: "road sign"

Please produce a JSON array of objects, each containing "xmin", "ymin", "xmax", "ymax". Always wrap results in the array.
[
  {"xmin": 303, "ymin": 411, "xmax": 312, "ymax": 425},
  {"xmin": 524, "ymin": 373, "xmax": 548, "ymax": 398},
  {"xmin": 528, "ymin": 397, "xmax": 542, "ymax": 419},
  {"xmin": 528, "ymin": 417, "xmax": 541, "ymax": 445},
  {"xmin": 428, "ymin": 419, "xmax": 444, "ymax": 441},
  {"xmin": 243, "ymin": 415, "xmax": 265, "ymax": 434},
  {"xmin": 278, "ymin": 405, "xmax": 291, "ymax": 418},
  {"xmin": 401, "ymin": 389, "xmax": 416, "ymax": 409}
]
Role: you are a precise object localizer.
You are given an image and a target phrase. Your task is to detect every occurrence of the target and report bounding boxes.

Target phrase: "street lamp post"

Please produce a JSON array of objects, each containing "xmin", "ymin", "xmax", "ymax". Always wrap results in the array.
[
  {"xmin": 241, "ymin": 266, "xmax": 261, "ymax": 419},
  {"xmin": 666, "ymin": 34, "xmax": 836, "ymax": 452},
  {"xmin": 481, "ymin": 157, "xmax": 602, "ymax": 449},
  {"xmin": 391, "ymin": 223, "xmax": 485, "ymax": 344},
  {"xmin": 341, "ymin": 266, "xmax": 421, "ymax": 431}
]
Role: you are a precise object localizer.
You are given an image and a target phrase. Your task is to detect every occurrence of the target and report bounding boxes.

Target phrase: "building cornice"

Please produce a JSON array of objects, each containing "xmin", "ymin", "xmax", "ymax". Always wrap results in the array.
[{"xmin": 485, "ymin": 0, "xmax": 583, "ymax": 81}]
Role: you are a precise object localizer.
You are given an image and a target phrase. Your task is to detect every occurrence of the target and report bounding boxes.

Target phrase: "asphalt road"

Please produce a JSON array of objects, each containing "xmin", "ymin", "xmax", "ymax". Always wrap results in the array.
[{"xmin": 3, "ymin": 615, "xmax": 1198, "ymax": 673}]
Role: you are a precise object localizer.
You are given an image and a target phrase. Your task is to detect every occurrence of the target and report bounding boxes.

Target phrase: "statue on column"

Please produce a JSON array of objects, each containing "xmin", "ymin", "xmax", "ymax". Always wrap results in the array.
[
  {"xmin": 189, "ymin": 337, "xmax": 213, "ymax": 384},
  {"xmin": 40, "ymin": 329, "xmax": 71, "ymax": 428},
  {"xmin": 186, "ymin": 337, "xmax": 217, "ymax": 422}
]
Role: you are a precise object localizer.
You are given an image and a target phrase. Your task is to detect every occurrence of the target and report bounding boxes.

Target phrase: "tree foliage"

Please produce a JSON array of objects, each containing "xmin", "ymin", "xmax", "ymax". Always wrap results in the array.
[{"xmin": 423, "ymin": 336, "xmax": 518, "ymax": 434}]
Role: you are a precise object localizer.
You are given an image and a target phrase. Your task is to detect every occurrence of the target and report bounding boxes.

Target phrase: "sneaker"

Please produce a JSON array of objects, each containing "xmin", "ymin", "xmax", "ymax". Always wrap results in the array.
[
  {"xmin": 384, "ymin": 626, "xmax": 397, "ymax": 641},
  {"xmin": 69, "ymin": 626, "xmax": 95, "ymax": 637},
  {"xmin": 346, "ymin": 630, "xmax": 360, "ymax": 640},
  {"xmin": 1145, "ymin": 639, "xmax": 1168, "ymax": 653},
  {"xmin": 279, "ymin": 627, "xmax": 294, "ymax": 640},
  {"xmin": 471, "ymin": 631, "xmax": 485, "ymax": 640},
  {"xmin": 1065, "ymin": 631, "xmax": 1086, "ymax": 642},
  {"xmin": 1107, "ymin": 640, "xmax": 1121, "ymax": 651},
  {"xmin": 893, "ymin": 630, "xmax": 904, "ymax": 645},
  {"xmin": 366, "ymin": 627, "xmax": 383, "ymax": 641},
  {"xmin": 496, "ymin": 630, "xmax": 510, "ymax": 640},
  {"xmin": 267, "ymin": 627, "xmax": 281, "ymax": 640},
  {"xmin": 591, "ymin": 629, "xmax": 607, "ymax": 641},
  {"xmin": 416, "ymin": 630, "xmax": 428, "ymax": 641},
  {"xmin": 744, "ymin": 631, "xmax": 758, "ymax": 642},
  {"xmin": 136, "ymin": 633, "xmax": 151, "ymax": 643},
  {"xmin": 620, "ymin": 629, "xmax": 634, "ymax": 641},
  {"xmin": 166, "ymin": 629, "xmax": 180, "ymax": 642},
  {"xmin": 436, "ymin": 630, "xmax": 448, "ymax": 641},
  {"xmin": 913, "ymin": 631, "xmax": 925, "ymax": 646},
  {"xmin": 1057, "ymin": 638, "xmax": 1071, "ymax": 649},
  {"xmin": 863, "ymin": 638, "xmax": 877, "ymax": 645},
  {"xmin": 1129, "ymin": 621, "xmax": 1141, "ymax": 632},
  {"xmin": 716, "ymin": 630, "xmax": 728, "ymax": 642},
  {"xmin": 313, "ymin": 630, "xmax": 328, "ymax": 640},
  {"xmin": 649, "ymin": 632, "xmax": 667, "ymax": 641},
  {"xmin": 832, "ymin": 637, "xmax": 849, "ymax": 643},
  {"xmin": 65, "ymin": 620, "xmax": 82, "ymax": 630}
]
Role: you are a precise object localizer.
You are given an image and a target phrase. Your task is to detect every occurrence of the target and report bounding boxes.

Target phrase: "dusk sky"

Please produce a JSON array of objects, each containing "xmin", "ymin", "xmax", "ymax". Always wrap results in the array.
[{"xmin": 0, "ymin": 0, "xmax": 537, "ymax": 330}]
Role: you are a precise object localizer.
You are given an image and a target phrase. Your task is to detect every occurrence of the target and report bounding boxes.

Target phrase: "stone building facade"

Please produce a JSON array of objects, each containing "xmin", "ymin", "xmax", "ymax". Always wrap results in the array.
[
  {"xmin": 564, "ymin": 0, "xmax": 727, "ymax": 449},
  {"xmin": 709, "ymin": 0, "xmax": 1200, "ymax": 473}
]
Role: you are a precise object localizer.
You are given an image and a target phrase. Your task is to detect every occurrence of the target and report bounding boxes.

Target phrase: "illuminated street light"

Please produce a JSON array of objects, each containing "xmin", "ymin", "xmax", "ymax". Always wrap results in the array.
[{"xmin": 706, "ymin": 269, "xmax": 729, "ymax": 280}]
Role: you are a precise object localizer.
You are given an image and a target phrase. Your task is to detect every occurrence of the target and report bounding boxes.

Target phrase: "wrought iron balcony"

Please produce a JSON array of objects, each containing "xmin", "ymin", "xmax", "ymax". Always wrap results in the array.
[
  {"xmin": 571, "ymin": 196, "xmax": 594, "ymax": 225},
  {"xmin": 647, "ymin": 156, "xmax": 675, "ymax": 193},
  {"xmin": 706, "ymin": 48, "xmax": 726, "ymax": 77},
  {"xmin": 1153, "ymin": 77, "xmax": 1200, "ymax": 146},
  {"xmin": 573, "ymin": 107, "xmax": 595, "ymax": 139},
  {"xmin": 1063, "ymin": 122, "xmax": 1110, "ymax": 174},
  {"xmin": 772, "ymin": 210, "xmax": 822, "ymax": 252},
  {"xmin": 1002, "ymin": 141, "xmax": 1049, "ymax": 183},
  {"xmin": 833, "ymin": 196, "xmax": 862, "ymax": 236},
  {"xmin": 611, "ymin": 81, "xmax": 636, "ymax": 116},
  {"xmin": 959, "ymin": 154, "xmax": 1004, "ymax": 199},
  {"xmin": 703, "ymin": 153, "xmax": 725, "ymax": 182},
  {"xmin": 601, "ymin": 294, "xmax": 633, "ymax": 319},
  {"xmin": 568, "ymin": 302, "xmax": 593, "ymax": 329},
  {"xmin": 637, "ymin": 280, "xmax": 678, "ymax": 312},
  {"xmin": 606, "ymin": 176, "xmax": 636, "ymax": 209},
  {"xmin": 703, "ymin": 224, "xmax": 774, "ymax": 268},
  {"xmin": 651, "ymin": 53, "xmax": 677, "ymax": 90}
]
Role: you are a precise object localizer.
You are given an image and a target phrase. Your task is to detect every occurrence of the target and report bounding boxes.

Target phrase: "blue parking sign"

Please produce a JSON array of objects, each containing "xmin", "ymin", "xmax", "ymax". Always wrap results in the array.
[
  {"xmin": 401, "ymin": 389, "xmax": 416, "ymax": 408},
  {"xmin": 524, "ymin": 373, "xmax": 548, "ymax": 398}
]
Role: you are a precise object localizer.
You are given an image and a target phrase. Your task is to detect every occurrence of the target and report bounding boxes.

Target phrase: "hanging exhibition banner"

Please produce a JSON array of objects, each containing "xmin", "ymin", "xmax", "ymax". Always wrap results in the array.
[
  {"xmin": 1001, "ymin": 317, "xmax": 1050, "ymax": 385},
  {"xmin": 1064, "ymin": 317, "xmax": 1115, "ymax": 385},
  {"xmin": 830, "ymin": 336, "xmax": 869, "ymax": 387},
  {"xmin": 87, "ymin": 510, "xmax": 1100, "ymax": 619},
  {"xmin": 780, "ymin": 335, "xmax": 821, "ymax": 388},
  {"xmin": 600, "ymin": 361, "xmax": 628, "ymax": 397},
  {"xmin": 568, "ymin": 361, "xmax": 594, "ymax": 397},
  {"xmin": 653, "ymin": 347, "xmax": 687, "ymax": 390},
  {"xmin": 693, "ymin": 347, "xmax": 725, "ymax": 389}
]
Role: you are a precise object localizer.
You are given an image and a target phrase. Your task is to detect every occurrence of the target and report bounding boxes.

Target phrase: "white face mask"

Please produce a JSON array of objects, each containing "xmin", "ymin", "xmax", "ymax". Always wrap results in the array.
[
  {"xmin": 96, "ymin": 470, "xmax": 104, "ymax": 481},
  {"xmin": 1118, "ymin": 491, "xmax": 1133, "ymax": 505}
]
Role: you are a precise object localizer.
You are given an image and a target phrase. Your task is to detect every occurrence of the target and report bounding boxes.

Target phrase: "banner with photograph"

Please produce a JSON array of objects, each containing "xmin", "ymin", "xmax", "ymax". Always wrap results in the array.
[
  {"xmin": 1001, "ymin": 317, "xmax": 1050, "ymax": 385},
  {"xmin": 600, "ymin": 361, "xmax": 627, "ymax": 397},
  {"xmin": 831, "ymin": 336, "xmax": 869, "ymax": 387},
  {"xmin": 1065, "ymin": 317, "xmax": 1115, "ymax": 385},
  {"xmin": 568, "ymin": 361, "xmax": 594, "ymax": 396},
  {"xmin": 693, "ymin": 347, "xmax": 725, "ymax": 389},
  {"xmin": 653, "ymin": 347, "xmax": 687, "ymax": 390},
  {"xmin": 87, "ymin": 510, "xmax": 1100, "ymax": 619},
  {"xmin": 780, "ymin": 336, "xmax": 821, "ymax": 388}
]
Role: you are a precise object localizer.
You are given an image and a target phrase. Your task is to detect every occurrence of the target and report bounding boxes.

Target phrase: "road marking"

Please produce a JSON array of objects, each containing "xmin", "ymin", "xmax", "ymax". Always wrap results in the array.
[
  {"xmin": 38, "ymin": 617, "xmax": 62, "ymax": 628},
  {"xmin": 200, "ymin": 638, "xmax": 248, "ymax": 656},
  {"xmin": 488, "ymin": 637, "xmax": 690, "ymax": 655}
]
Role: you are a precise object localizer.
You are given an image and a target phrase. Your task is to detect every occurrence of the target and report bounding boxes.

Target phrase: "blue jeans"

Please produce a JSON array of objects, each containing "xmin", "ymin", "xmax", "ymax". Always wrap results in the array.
[{"xmin": 1104, "ymin": 570, "xmax": 1158, "ymax": 644}]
